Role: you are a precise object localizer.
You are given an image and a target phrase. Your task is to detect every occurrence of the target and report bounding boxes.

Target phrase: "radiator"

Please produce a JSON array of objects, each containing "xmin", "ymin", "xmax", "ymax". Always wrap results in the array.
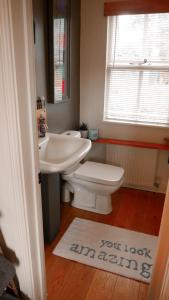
[{"xmin": 106, "ymin": 145, "xmax": 158, "ymax": 188}]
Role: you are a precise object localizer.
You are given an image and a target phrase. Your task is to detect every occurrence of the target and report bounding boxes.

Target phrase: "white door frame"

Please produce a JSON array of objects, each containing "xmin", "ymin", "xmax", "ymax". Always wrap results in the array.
[
  {"xmin": 0, "ymin": 0, "xmax": 46, "ymax": 299},
  {"xmin": 149, "ymin": 180, "xmax": 169, "ymax": 300}
]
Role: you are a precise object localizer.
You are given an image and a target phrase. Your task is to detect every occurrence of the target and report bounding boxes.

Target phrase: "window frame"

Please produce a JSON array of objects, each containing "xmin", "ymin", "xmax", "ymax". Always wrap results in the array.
[
  {"xmin": 48, "ymin": 0, "xmax": 71, "ymax": 104},
  {"xmin": 53, "ymin": 17, "xmax": 70, "ymax": 103},
  {"xmin": 103, "ymin": 15, "xmax": 169, "ymax": 128}
]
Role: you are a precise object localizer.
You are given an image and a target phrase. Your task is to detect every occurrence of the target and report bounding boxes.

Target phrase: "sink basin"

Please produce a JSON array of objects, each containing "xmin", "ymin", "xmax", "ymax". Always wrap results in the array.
[{"xmin": 39, "ymin": 133, "xmax": 92, "ymax": 173}]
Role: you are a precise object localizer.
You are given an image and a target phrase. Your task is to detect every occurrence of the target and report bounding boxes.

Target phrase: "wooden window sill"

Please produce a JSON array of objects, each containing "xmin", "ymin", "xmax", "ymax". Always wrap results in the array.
[{"xmin": 93, "ymin": 138, "xmax": 169, "ymax": 151}]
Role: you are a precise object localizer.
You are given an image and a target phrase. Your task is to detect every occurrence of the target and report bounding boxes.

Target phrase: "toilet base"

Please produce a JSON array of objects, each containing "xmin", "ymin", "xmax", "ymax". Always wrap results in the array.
[
  {"xmin": 62, "ymin": 183, "xmax": 112, "ymax": 215},
  {"xmin": 71, "ymin": 195, "xmax": 112, "ymax": 215}
]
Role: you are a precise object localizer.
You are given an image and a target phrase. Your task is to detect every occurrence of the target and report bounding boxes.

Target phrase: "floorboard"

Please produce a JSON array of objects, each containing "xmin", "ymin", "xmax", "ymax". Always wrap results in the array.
[{"xmin": 45, "ymin": 187, "xmax": 165, "ymax": 300}]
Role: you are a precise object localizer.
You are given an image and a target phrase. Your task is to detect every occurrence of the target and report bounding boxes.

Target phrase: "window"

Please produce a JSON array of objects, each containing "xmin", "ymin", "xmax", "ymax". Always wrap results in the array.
[
  {"xmin": 48, "ymin": 0, "xmax": 71, "ymax": 104},
  {"xmin": 104, "ymin": 13, "xmax": 169, "ymax": 127},
  {"xmin": 53, "ymin": 17, "xmax": 70, "ymax": 103}
]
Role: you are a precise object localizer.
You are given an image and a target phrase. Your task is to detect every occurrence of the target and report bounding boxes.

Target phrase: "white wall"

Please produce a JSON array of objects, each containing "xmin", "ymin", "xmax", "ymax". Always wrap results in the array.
[
  {"xmin": 80, "ymin": 0, "xmax": 169, "ymax": 142},
  {"xmin": 80, "ymin": 0, "xmax": 169, "ymax": 192}
]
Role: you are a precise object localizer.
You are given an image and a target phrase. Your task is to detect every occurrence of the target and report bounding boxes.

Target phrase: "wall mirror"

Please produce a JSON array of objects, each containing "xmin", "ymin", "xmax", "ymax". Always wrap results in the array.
[{"xmin": 48, "ymin": 0, "xmax": 71, "ymax": 103}]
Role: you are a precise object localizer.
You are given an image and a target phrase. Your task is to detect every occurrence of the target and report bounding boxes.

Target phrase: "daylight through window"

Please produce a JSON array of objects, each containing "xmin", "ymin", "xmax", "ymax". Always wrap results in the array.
[{"xmin": 104, "ymin": 13, "xmax": 169, "ymax": 127}]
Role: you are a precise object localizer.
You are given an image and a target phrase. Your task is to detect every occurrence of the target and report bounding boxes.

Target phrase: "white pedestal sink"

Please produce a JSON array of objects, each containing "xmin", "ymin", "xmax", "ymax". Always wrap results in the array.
[
  {"xmin": 39, "ymin": 132, "xmax": 91, "ymax": 242},
  {"xmin": 39, "ymin": 132, "xmax": 91, "ymax": 174}
]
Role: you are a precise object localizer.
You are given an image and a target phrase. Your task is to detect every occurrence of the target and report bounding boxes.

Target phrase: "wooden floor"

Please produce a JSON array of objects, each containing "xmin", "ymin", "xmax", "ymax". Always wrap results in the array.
[{"xmin": 45, "ymin": 188, "xmax": 165, "ymax": 300}]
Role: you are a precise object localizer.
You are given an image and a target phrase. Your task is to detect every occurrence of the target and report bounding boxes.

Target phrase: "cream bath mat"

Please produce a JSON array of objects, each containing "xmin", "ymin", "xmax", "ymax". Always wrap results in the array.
[{"xmin": 53, "ymin": 218, "xmax": 157, "ymax": 283}]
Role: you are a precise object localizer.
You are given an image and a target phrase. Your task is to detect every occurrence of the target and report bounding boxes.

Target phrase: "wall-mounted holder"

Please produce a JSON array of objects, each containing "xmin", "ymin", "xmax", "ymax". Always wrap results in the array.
[{"xmin": 88, "ymin": 128, "xmax": 99, "ymax": 141}]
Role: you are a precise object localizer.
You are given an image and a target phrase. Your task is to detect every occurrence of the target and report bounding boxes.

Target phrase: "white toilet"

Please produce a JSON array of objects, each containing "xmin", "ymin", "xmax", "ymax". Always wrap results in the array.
[{"xmin": 61, "ymin": 131, "xmax": 124, "ymax": 215}]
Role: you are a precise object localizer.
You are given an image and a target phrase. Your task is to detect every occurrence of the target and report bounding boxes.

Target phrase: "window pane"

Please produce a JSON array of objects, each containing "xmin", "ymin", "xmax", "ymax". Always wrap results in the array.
[
  {"xmin": 109, "ymin": 13, "xmax": 169, "ymax": 64},
  {"xmin": 105, "ymin": 13, "xmax": 169, "ymax": 126},
  {"xmin": 139, "ymin": 71, "xmax": 169, "ymax": 123},
  {"xmin": 54, "ymin": 18, "xmax": 67, "ymax": 102},
  {"xmin": 105, "ymin": 69, "xmax": 139, "ymax": 115},
  {"xmin": 105, "ymin": 69, "xmax": 169, "ymax": 125}
]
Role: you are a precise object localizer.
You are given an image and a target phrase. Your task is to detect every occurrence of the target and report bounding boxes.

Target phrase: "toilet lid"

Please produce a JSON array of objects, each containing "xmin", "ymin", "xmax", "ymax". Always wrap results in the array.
[{"xmin": 74, "ymin": 161, "xmax": 124, "ymax": 186}]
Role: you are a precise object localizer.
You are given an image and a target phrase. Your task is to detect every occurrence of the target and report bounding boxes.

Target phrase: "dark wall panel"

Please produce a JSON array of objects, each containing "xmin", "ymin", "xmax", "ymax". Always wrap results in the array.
[
  {"xmin": 33, "ymin": 0, "xmax": 80, "ymax": 132},
  {"xmin": 33, "ymin": 0, "xmax": 48, "ymax": 100}
]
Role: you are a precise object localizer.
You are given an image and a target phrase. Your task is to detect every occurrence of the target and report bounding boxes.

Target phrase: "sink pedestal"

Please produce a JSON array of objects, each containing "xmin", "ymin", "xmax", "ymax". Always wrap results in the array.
[{"xmin": 41, "ymin": 173, "xmax": 60, "ymax": 243}]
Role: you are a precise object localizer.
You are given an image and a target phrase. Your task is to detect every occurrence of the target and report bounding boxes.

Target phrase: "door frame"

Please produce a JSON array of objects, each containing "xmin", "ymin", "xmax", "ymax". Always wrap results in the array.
[
  {"xmin": 149, "ymin": 180, "xmax": 169, "ymax": 299},
  {"xmin": 0, "ymin": 0, "xmax": 46, "ymax": 298}
]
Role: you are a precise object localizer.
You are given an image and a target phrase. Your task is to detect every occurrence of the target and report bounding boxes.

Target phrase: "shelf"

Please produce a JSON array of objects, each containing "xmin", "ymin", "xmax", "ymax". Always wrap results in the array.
[{"xmin": 93, "ymin": 138, "xmax": 169, "ymax": 151}]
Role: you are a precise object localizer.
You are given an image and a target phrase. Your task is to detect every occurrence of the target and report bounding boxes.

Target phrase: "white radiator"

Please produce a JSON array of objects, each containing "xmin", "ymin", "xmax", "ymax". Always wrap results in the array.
[{"xmin": 106, "ymin": 145, "xmax": 158, "ymax": 189}]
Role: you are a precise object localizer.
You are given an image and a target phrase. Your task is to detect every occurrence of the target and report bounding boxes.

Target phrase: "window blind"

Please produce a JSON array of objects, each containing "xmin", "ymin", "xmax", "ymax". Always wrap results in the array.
[
  {"xmin": 54, "ymin": 18, "xmax": 65, "ymax": 102},
  {"xmin": 104, "ymin": 13, "xmax": 169, "ymax": 126}
]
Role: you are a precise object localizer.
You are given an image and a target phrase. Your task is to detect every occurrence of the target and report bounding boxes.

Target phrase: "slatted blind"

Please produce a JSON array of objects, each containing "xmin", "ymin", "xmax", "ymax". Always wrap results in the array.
[
  {"xmin": 104, "ymin": 13, "xmax": 169, "ymax": 126},
  {"xmin": 54, "ymin": 18, "xmax": 65, "ymax": 102}
]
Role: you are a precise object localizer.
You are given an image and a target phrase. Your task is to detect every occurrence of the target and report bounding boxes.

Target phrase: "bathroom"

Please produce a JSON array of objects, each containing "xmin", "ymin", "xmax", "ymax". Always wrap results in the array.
[
  {"xmin": 33, "ymin": 0, "xmax": 169, "ymax": 298},
  {"xmin": 34, "ymin": 0, "xmax": 169, "ymax": 298},
  {"xmin": 0, "ymin": 0, "xmax": 169, "ymax": 299}
]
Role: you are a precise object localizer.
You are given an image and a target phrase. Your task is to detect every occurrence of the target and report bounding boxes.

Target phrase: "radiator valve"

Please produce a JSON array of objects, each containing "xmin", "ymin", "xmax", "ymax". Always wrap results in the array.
[{"xmin": 154, "ymin": 176, "xmax": 161, "ymax": 188}]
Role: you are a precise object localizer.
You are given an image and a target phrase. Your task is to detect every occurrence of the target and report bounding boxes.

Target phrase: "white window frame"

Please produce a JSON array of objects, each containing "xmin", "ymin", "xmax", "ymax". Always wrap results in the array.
[{"xmin": 103, "ymin": 15, "xmax": 169, "ymax": 128}]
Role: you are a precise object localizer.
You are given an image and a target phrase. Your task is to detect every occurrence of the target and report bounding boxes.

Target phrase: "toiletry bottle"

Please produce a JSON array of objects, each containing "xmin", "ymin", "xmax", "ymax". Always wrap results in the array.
[
  {"xmin": 37, "ymin": 97, "xmax": 42, "ymax": 109},
  {"xmin": 41, "ymin": 96, "xmax": 46, "ymax": 109},
  {"xmin": 41, "ymin": 96, "xmax": 48, "ymax": 132},
  {"xmin": 39, "ymin": 114, "xmax": 46, "ymax": 137}
]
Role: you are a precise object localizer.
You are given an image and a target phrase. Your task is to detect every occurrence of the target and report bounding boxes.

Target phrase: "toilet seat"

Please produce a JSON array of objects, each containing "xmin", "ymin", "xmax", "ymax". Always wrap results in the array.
[
  {"xmin": 74, "ymin": 161, "xmax": 124, "ymax": 186},
  {"xmin": 62, "ymin": 161, "xmax": 124, "ymax": 214}
]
